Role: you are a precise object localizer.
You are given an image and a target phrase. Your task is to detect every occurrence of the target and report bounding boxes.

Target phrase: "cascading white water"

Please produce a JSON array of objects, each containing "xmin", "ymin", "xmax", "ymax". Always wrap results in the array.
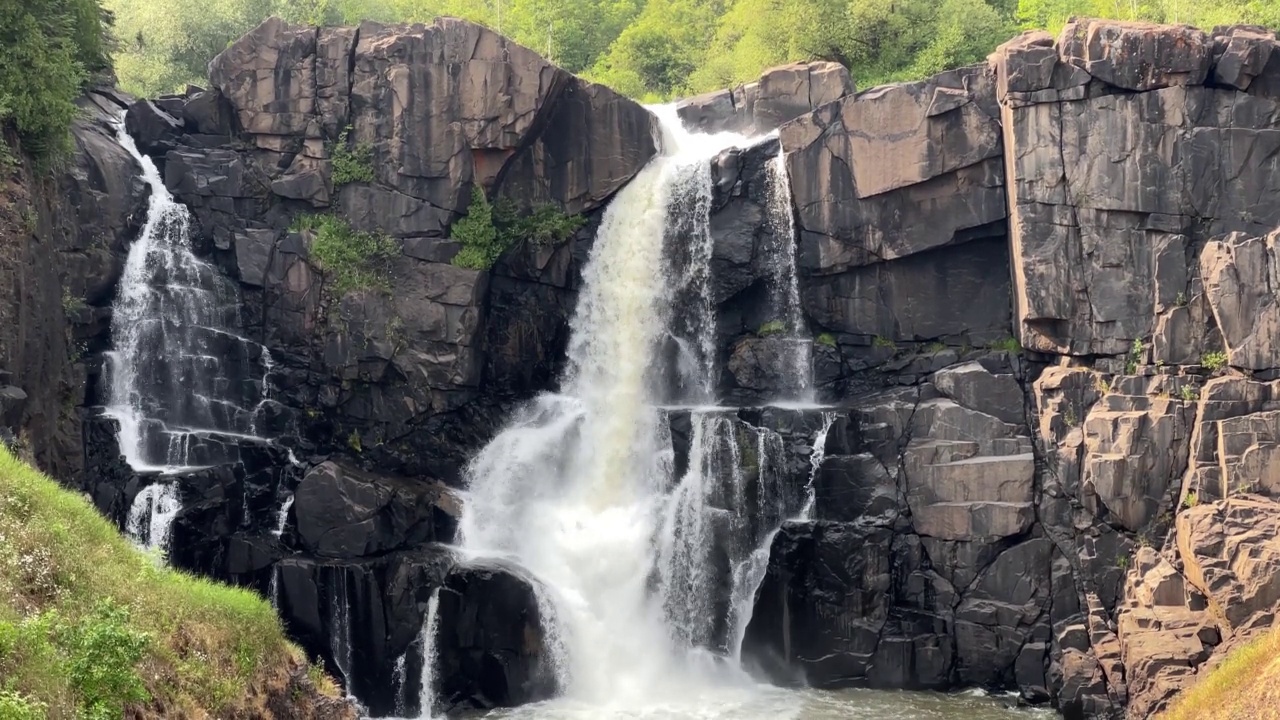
[
  {"xmin": 762, "ymin": 148, "xmax": 813, "ymax": 402},
  {"xmin": 458, "ymin": 107, "xmax": 768, "ymax": 707},
  {"xmin": 124, "ymin": 482, "xmax": 181, "ymax": 555},
  {"xmin": 108, "ymin": 121, "xmax": 276, "ymax": 549},
  {"xmin": 798, "ymin": 412, "xmax": 837, "ymax": 521},
  {"xmin": 106, "ymin": 122, "xmax": 273, "ymax": 472}
]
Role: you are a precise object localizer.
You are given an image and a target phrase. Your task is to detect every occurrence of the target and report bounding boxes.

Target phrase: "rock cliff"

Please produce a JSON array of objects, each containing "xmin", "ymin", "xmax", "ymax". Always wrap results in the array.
[{"xmin": 5, "ymin": 13, "xmax": 1280, "ymax": 720}]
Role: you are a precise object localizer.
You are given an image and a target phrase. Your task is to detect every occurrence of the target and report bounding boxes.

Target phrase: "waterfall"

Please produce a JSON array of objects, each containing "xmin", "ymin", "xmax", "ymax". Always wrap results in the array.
[
  {"xmin": 416, "ymin": 588, "xmax": 442, "ymax": 719},
  {"xmin": 124, "ymin": 482, "xmax": 181, "ymax": 555},
  {"xmin": 459, "ymin": 106, "xmax": 761, "ymax": 704},
  {"xmin": 763, "ymin": 148, "xmax": 813, "ymax": 402},
  {"xmin": 105, "ymin": 123, "xmax": 273, "ymax": 474},
  {"xmin": 272, "ymin": 494, "xmax": 294, "ymax": 537},
  {"xmin": 798, "ymin": 412, "xmax": 837, "ymax": 520}
]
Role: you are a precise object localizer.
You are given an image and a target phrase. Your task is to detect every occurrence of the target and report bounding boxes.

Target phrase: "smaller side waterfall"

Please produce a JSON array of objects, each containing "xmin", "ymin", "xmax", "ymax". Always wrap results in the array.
[
  {"xmin": 105, "ymin": 122, "xmax": 274, "ymax": 474},
  {"xmin": 272, "ymin": 494, "xmax": 294, "ymax": 537},
  {"xmin": 125, "ymin": 482, "xmax": 181, "ymax": 554},
  {"xmin": 762, "ymin": 148, "xmax": 813, "ymax": 401},
  {"xmin": 416, "ymin": 588, "xmax": 443, "ymax": 719},
  {"xmin": 798, "ymin": 412, "xmax": 837, "ymax": 520}
]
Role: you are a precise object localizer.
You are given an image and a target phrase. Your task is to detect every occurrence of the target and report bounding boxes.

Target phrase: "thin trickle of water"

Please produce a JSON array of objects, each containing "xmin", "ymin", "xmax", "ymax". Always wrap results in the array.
[
  {"xmin": 763, "ymin": 148, "xmax": 813, "ymax": 402},
  {"xmin": 416, "ymin": 588, "xmax": 442, "ymax": 719},
  {"xmin": 798, "ymin": 412, "xmax": 837, "ymax": 520},
  {"xmin": 273, "ymin": 494, "xmax": 294, "ymax": 537},
  {"xmin": 125, "ymin": 482, "xmax": 181, "ymax": 555},
  {"xmin": 392, "ymin": 652, "xmax": 410, "ymax": 717},
  {"xmin": 329, "ymin": 569, "xmax": 365, "ymax": 714},
  {"xmin": 106, "ymin": 122, "xmax": 273, "ymax": 474}
]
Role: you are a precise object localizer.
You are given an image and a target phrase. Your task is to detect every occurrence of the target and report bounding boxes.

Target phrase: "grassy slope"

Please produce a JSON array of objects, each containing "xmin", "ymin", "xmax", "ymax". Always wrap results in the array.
[
  {"xmin": 1164, "ymin": 628, "xmax": 1280, "ymax": 720},
  {"xmin": 0, "ymin": 446, "xmax": 347, "ymax": 719}
]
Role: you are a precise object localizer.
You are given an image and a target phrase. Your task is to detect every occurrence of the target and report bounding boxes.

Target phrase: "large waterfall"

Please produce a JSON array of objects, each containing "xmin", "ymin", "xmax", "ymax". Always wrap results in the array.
[
  {"xmin": 108, "ymin": 123, "xmax": 273, "ymax": 551},
  {"xmin": 456, "ymin": 107, "xmax": 812, "ymax": 714}
]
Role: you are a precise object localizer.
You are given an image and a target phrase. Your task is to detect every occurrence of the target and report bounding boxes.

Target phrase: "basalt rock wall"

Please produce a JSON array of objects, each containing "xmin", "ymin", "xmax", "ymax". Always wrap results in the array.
[{"xmin": 727, "ymin": 19, "xmax": 1280, "ymax": 720}]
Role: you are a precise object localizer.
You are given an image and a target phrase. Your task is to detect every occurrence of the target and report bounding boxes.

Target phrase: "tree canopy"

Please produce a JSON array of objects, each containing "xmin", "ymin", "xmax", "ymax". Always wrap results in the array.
[{"xmin": 43, "ymin": 0, "xmax": 1280, "ymax": 115}]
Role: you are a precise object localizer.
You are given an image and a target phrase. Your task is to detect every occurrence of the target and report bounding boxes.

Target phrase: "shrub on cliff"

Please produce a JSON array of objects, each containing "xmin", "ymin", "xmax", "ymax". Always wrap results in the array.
[
  {"xmin": 0, "ymin": 0, "xmax": 113, "ymax": 163},
  {"xmin": 0, "ymin": 446, "xmax": 349, "ymax": 717},
  {"xmin": 292, "ymin": 213, "xmax": 400, "ymax": 294},
  {"xmin": 451, "ymin": 185, "xmax": 585, "ymax": 270}
]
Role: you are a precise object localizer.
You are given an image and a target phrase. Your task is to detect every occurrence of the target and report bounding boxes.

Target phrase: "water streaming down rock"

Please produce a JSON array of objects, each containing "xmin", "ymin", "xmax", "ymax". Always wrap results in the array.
[
  {"xmin": 416, "ymin": 588, "xmax": 442, "ymax": 718},
  {"xmin": 797, "ymin": 412, "xmax": 837, "ymax": 521},
  {"xmin": 458, "ymin": 106, "xmax": 769, "ymax": 705},
  {"xmin": 761, "ymin": 148, "xmax": 812, "ymax": 402},
  {"xmin": 124, "ymin": 481, "xmax": 182, "ymax": 554},
  {"xmin": 453, "ymin": 106, "xmax": 837, "ymax": 716},
  {"xmin": 105, "ymin": 123, "xmax": 273, "ymax": 474}
]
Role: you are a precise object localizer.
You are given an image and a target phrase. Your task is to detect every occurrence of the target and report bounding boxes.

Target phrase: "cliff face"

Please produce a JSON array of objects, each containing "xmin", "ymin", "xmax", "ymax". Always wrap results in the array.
[
  {"xmin": 6, "ymin": 13, "xmax": 1280, "ymax": 720},
  {"xmin": 731, "ymin": 19, "xmax": 1280, "ymax": 720}
]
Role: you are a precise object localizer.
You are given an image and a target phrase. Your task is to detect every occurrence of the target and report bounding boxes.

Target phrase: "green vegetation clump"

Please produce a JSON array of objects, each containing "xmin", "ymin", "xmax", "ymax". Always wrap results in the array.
[
  {"xmin": 1202, "ymin": 350, "xmax": 1229, "ymax": 372},
  {"xmin": 450, "ymin": 186, "xmax": 585, "ymax": 271},
  {"xmin": 990, "ymin": 336, "xmax": 1021, "ymax": 353},
  {"xmin": 330, "ymin": 125, "xmax": 374, "ymax": 186},
  {"xmin": 0, "ymin": 0, "xmax": 113, "ymax": 164},
  {"xmin": 0, "ymin": 446, "xmax": 342, "ymax": 716},
  {"xmin": 293, "ymin": 213, "xmax": 399, "ymax": 293},
  {"xmin": 872, "ymin": 335, "xmax": 897, "ymax": 351},
  {"xmin": 815, "ymin": 332, "xmax": 837, "ymax": 348},
  {"xmin": 757, "ymin": 320, "xmax": 786, "ymax": 336},
  {"xmin": 1179, "ymin": 385, "xmax": 1199, "ymax": 402},
  {"xmin": 1125, "ymin": 337, "xmax": 1145, "ymax": 375}
]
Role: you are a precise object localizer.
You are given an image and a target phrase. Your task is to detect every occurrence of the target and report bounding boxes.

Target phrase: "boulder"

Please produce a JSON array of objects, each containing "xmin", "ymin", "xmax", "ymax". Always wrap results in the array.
[
  {"xmin": 293, "ymin": 461, "xmax": 457, "ymax": 558},
  {"xmin": 435, "ymin": 559, "xmax": 560, "ymax": 709},
  {"xmin": 677, "ymin": 61, "xmax": 854, "ymax": 135},
  {"xmin": 1200, "ymin": 230, "xmax": 1280, "ymax": 371}
]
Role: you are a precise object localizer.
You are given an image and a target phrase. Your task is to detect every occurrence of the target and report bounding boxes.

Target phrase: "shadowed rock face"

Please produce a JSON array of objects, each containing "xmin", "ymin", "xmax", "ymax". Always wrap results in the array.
[{"xmin": 13, "ymin": 14, "xmax": 1280, "ymax": 720}]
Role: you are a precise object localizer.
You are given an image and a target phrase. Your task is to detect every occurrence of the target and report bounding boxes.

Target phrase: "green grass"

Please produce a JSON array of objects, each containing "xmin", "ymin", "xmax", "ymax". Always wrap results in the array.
[
  {"xmin": 1165, "ymin": 627, "xmax": 1280, "ymax": 720},
  {"xmin": 292, "ymin": 213, "xmax": 399, "ymax": 294},
  {"xmin": 0, "ymin": 446, "xmax": 341, "ymax": 717},
  {"xmin": 989, "ymin": 336, "xmax": 1021, "ymax": 353},
  {"xmin": 815, "ymin": 332, "xmax": 836, "ymax": 349}
]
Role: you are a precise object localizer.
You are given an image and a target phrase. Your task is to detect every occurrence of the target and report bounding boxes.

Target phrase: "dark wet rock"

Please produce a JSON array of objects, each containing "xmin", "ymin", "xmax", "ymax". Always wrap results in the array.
[{"xmin": 436, "ymin": 559, "xmax": 560, "ymax": 709}]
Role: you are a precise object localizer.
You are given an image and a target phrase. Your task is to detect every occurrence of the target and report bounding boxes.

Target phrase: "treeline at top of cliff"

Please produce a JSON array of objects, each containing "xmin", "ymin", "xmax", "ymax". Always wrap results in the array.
[{"xmin": 4, "ymin": 0, "xmax": 1280, "ymax": 166}]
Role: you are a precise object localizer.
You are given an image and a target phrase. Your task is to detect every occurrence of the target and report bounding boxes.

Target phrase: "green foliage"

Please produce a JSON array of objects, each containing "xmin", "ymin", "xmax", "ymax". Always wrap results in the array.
[
  {"xmin": 330, "ymin": 126, "xmax": 374, "ymax": 186},
  {"xmin": 294, "ymin": 213, "xmax": 400, "ymax": 293},
  {"xmin": 1179, "ymin": 385, "xmax": 1199, "ymax": 402},
  {"xmin": 1184, "ymin": 490, "xmax": 1199, "ymax": 508},
  {"xmin": 990, "ymin": 336, "xmax": 1021, "ymax": 353},
  {"xmin": 451, "ymin": 185, "xmax": 585, "ymax": 270},
  {"xmin": 0, "ymin": 0, "xmax": 113, "ymax": 164},
  {"xmin": 101, "ymin": 0, "xmax": 1278, "ymax": 105},
  {"xmin": 872, "ymin": 335, "xmax": 897, "ymax": 350},
  {"xmin": 0, "ymin": 690, "xmax": 46, "ymax": 720},
  {"xmin": 1126, "ymin": 338, "xmax": 1145, "ymax": 375},
  {"xmin": 1202, "ymin": 350, "xmax": 1229, "ymax": 372},
  {"xmin": 758, "ymin": 320, "xmax": 786, "ymax": 336},
  {"xmin": 0, "ymin": 445, "xmax": 343, "ymax": 716},
  {"xmin": 60, "ymin": 601, "xmax": 151, "ymax": 719},
  {"xmin": 815, "ymin": 332, "xmax": 837, "ymax": 348},
  {"xmin": 451, "ymin": 186, "xmax": 500, "ymax": 270},
  {"xmin": 346, "ymin": 429, "xmax": 362, "ymax": 453}
]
